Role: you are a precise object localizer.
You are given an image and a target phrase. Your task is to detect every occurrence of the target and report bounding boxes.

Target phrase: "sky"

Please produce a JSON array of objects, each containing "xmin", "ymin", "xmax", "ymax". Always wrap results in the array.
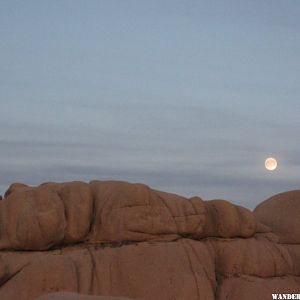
[{"xmin": 1, "ymin": 1, "xmax": 300, "ymax": 209}]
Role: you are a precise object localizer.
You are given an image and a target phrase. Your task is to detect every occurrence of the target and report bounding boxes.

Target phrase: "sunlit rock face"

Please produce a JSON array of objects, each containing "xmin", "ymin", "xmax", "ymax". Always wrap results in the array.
[
  {"xmin": 0, "ymin": 180, "xmax": 299, "ymax": 300},
  {"xmin": 254, "ymin": 190, "xmax": 300, "ymax": 244},
  {"xmin": 254, "ymin": 190, "xmax": 300, "ymax": 281}
]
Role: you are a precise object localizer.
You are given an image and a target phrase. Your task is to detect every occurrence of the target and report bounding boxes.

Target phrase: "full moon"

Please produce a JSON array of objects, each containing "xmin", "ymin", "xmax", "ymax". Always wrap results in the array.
[{"xmin": 265, "ymin": 157, "xmax": 278, "ymax": 171}]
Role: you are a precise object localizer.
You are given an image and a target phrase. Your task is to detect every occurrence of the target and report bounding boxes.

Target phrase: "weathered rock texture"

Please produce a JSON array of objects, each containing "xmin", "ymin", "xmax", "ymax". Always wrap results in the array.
[
  {"xmin": 36, "ymin": 292, "xmax": 134, "ymax": 300},
  {"xmin": 0, "ymin": 180, "xmax": 298, "ymax": 300}
]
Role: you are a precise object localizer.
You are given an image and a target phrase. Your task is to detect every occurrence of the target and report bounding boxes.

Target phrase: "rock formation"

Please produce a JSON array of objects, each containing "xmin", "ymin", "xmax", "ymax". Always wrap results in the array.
[{"xmin": 0, "ymin": 180, "xmax": 298, "ymax": 299}]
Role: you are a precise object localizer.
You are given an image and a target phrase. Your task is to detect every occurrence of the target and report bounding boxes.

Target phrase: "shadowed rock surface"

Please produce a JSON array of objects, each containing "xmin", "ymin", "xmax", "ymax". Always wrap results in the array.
[
  {"xmin": 36, "ymin": 293, "xmax": 134, "ymax": 300},
  {"xmin": 0, "ymin": 180, "xmax": 299, "ymax": 299}
]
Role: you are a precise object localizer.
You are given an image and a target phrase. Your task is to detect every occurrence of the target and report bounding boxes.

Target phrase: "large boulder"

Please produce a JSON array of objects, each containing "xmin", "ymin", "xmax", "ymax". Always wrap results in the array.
[
  {"xmin": 209, "ymin": 236, "xmax": 292, "ymax": 278},
  {"xmin": 0, "ymin": 180, "xmax": 261, "ymax": 251},
  {"xmin": 254, "ymin": 190, "xmax": 300, "ymax": 244},
  {"xmin": 0, "ymin": 239, "xmax": 215, "ymax": 300},
  {"xmin": 0, "ymin": 186, "xmax": 66, "ymax": 250}
]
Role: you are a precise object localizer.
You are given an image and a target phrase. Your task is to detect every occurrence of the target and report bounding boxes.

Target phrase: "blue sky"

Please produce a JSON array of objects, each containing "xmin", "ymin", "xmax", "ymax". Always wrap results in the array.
[{"xmin": 1, "ymin": 1, "xmax": 300, "ymax": 208}]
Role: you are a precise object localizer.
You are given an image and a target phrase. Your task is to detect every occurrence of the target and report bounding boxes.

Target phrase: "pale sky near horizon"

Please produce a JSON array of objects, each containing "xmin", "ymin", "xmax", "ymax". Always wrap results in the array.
[{"xmin": 1, "ymin": 1, "xmax": 300, "ymax": 209}]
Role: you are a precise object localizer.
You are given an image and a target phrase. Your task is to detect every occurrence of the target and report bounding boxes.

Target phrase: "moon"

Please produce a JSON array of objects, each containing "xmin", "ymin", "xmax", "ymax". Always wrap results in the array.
[{"xmin": 265, "ymin": 157, "xmax": 278, "ymax": 171}]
